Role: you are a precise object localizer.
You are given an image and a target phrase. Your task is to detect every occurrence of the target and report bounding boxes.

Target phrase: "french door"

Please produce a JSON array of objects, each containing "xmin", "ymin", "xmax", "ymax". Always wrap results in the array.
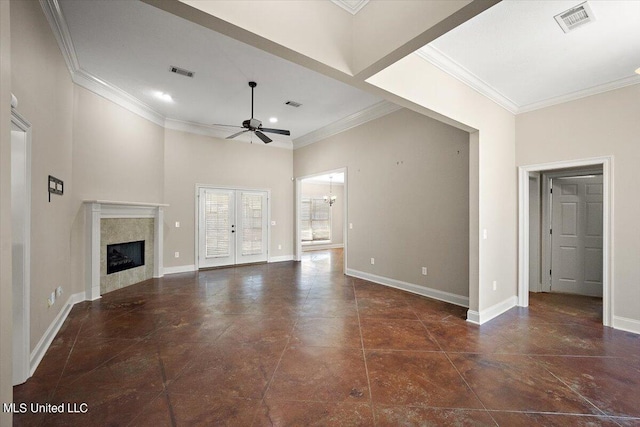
[{"xmin": 198, "ymin": 188, "xmax": 269, "ymax": 268}]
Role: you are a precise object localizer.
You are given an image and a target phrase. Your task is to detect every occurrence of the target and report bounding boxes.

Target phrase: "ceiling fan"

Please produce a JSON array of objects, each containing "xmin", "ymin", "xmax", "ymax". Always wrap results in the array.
[{"xmin": 215, "ymin": 81, "xmax": 290, "ymax": 144}]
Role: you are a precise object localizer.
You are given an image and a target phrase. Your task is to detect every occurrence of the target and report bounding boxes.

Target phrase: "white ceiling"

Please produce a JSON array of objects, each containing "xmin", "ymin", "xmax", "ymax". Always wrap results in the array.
[
  {"xmin": 419, "ymin": 0, "xmax": 640, "ymax": 113},
  {"xmin": 58, "ymin": 0, "xmax": 383, "ymax": 143}
]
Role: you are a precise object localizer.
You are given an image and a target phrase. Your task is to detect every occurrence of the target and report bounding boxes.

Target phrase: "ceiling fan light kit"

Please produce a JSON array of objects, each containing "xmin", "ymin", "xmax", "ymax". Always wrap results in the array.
[{"xmin": 217, "ymin": 81, "xmax": 291, "ymax": 144}]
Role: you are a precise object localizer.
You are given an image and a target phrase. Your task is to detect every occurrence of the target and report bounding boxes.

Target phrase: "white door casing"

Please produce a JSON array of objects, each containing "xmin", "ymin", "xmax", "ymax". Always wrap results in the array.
[
  {"xmin": 11, "ymin": 110, "xmax": 32, "ymax": 385},
  {"xmin": 198, "ymin": 187, "xmax": 269, "ymax": 268},
  {"xmin": 550, "ymin": 175, "xmax": 603, "ymax": 296}
]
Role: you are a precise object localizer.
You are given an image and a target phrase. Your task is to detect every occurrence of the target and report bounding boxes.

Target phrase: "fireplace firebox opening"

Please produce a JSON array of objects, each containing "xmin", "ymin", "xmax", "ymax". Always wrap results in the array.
[{"xmin": 106, "ymin": 240, "xmax": 145, "ymax": 275}]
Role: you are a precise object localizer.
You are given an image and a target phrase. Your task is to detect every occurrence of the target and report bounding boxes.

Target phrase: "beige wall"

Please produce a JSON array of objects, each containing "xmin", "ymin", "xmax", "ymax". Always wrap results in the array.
[
  {"xmin": 1, "ymin": 0, "xmax": 13, "ymax": 422},
  {"xmin": 11, "ymin": 0, "xmax": 75, "ymax": 350},
  {"xmin": 71, "ymin": 86, "xmax": 165, "ymax": 203},
  {"xmin": 516, "ymin": 84, "xmax": 640, "ymax": 323},
  {"xmin": 301, "ymin": 181, "xmax": 344, "ymax": 247},
  {"xmin": 69, "ymin": 85, "xmax": 165, "ymax": 297},
  {"xmin": 368, "ymin": 54, "xmax": 516, "ymax": 315},
  {"xmin": 163, "ymin": 129, "xmax": 294, "ymax": 268},
  {"xmin": 295, "ymin": 108, "xmax": 470, "ymax": 298}
]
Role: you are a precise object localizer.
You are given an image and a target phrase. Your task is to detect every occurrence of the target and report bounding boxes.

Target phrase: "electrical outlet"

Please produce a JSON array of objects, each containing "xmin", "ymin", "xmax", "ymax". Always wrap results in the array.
[
  {"xmin": 174, "ymin": 251, "xmax": 180, "ymax": 258},
  {"xmin": 422, "ymin": 267, "xmax": 427, "ymax": 276},
  {"xmin": 493, "ymin": 280, "xmax": 497, "ymax": 291},
  {"xmin": 56, "ymin": 286, "xmax": 63, "ymax": 297},
  {"xmin": 483, "ymin": 229, "xmax": 488, "ymax": 240},
  {"xmin": 278, "ymin": 244, "xmax": 282, "ymax": 250},
  {"xmin": 371, "ymin": 258, "xmax": 375, "ymax": 265},
  {"xmin": 271, "ymin": 221, "xmax": 276, "ymax": 226},
  {"xmin": 349, "ymin": 223, "xmax": 353, "ymax": 229},
  {"xmin": 175, "ymin": 221, "xmax": 180, "ymax": 228}
]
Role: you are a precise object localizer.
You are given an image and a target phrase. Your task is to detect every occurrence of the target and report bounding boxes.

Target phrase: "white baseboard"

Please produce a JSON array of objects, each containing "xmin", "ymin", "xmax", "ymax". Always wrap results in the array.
[
  {"xmin": 269, "ymin": 255, "xmax": 294, "ymax": 263},
  {"xmin": 30, "ymin": 291, "xmax": 85, "ymax": 376},
  {"xmin": 163, "ymin": 264, "xmax": 196, "ymax": 275},
  {"xmin": 466, "ymin": 295, "xmax": 517, "ymax": 325},
  {"xmin": 612, "ymin": 315, "xmax": 640, "ymax": 335},
  {"xmin": 302, "ymin": 243, "xmax": 344, "ymax": 251},
  {"xmin": 345, "ymin": 268, "xmax": 469, "ymax": 308}
]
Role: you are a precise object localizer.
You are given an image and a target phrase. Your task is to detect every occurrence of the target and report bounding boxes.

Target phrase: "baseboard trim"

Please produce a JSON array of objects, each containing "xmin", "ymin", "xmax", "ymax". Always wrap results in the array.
[
  {"xmin": 163, "ymin": 264, "xmax": 196, "ymax": 275},
  {"xmin": 302, "ymin": 243, "xmax": 344, "ymax": 251},
  {"xmin": 612, "ymin": 315, "xmax": 640, "ymax": 335},
  {"xmin": 345, "ymin": 268, "xmax": 469, "ymax": 307},
  {"xmin": 466, "ymin": 295, "xmax": 517, "ymax": 325},
  {"xmin": 30, "ymin": 291, "xmax": 85, "ymax": 376},
  {"xmin": 269, "ymin": 255, "xmax": 295, "ymax": 263}
]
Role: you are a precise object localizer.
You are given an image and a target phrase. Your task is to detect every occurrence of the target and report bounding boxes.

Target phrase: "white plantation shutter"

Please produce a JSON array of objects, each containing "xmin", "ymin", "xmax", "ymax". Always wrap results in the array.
[
  {"xmin": 241, "ymin": 192, "xmax": 264, "ymax": 256},
  {"xmin": 301, "ymin": 198, "xmax": 312, "ymax": 241},
  {"xmin": 204, "ymin": 192, "xmax": 230, "ymax": 257},
  {"xmin": 301, "ymin": 197, "xmax": 331, "ymax": 242}
]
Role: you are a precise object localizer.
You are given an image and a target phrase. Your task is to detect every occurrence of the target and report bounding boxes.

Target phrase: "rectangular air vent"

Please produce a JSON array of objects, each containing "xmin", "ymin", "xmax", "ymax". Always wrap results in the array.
[
  {"xmin": 554, "ymin": 2, "xmax": 595, "ymax": 33},
  {"xmin": 170, "ymin": 65, "xmax": 195, "ymax": 78},
  {"xmin": 285, "ymin": 100, "xmax": 302, "ymax": 108}
]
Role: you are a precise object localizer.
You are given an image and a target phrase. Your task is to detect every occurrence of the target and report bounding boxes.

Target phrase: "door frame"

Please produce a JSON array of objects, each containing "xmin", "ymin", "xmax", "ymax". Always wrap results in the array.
[
  {"xmin": 295, "ymin": 167, "xmax": 348, "ymax": 274},
  {"xmin": 194, "ymin": 184, "xmax": 271, "ymax": 270},
  {"xmin": 518, "ymin": 156, "xmax": 613, "ymax": 327},
  {"xmin": 11, "ymin": 109, "xmax": 32, "ymax": 384}
]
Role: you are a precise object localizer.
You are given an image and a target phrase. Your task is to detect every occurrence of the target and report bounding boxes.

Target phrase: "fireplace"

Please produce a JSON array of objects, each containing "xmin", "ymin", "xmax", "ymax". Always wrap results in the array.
[{"xmin": 106, "ymin": 240, "xmax": 145, "ymax": 274}]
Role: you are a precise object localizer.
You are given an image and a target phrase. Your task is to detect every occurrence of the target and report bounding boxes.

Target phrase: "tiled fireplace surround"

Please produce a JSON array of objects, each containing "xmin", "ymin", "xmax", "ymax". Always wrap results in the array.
[{"xmin": 84, "ymin": 201, "xmax": 167, "ymax": 300}]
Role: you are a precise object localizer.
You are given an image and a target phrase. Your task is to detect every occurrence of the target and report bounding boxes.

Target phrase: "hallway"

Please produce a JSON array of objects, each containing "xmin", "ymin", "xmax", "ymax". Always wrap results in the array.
[{"xmin": 13, "ymin": 249, "xmax": 640, "ymax": 426}]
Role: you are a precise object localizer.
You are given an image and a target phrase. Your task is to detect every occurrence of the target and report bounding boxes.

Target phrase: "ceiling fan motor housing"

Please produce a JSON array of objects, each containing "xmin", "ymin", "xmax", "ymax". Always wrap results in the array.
[{"xmin": 243, "ymin": 118, "xmax": 262, "ymax": 130}]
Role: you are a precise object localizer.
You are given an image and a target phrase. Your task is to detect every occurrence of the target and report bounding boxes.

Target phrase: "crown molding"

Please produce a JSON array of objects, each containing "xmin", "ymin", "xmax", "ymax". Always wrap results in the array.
[
  {"xmin": 416, "ymin": 45, "xmax": 640, "ymax": 116},
  {"xmin": 416, "ymin": 46, "xmax": 519, "ymax": 114},
  {"xmin": 39, "ymin": 0, "xmax": 79, "ymax": 74},
  {"xmin": 40, "ymin": 0, "xmax": 390, "ymax": 148},
  {"xmin": 164, "ymin": 119, "xmax": 293, "ymax": 150},
  {"xmin": 517, "ymin": 75, "xmax": 640, "ymax": 114},
  {"xmin": 293, "ymin": 100, "xmax": 401, "ymax": 150},
  {"xmin": 330, "ymin": 0, "xmax": 369, "ymax": 15},
  {"xmin": 72, "ymin": 69, "xmax": 165, "ymax": 126},
  {"xmin": 40, "ymin": 0, "xmax": 166, "ymax": 127}
]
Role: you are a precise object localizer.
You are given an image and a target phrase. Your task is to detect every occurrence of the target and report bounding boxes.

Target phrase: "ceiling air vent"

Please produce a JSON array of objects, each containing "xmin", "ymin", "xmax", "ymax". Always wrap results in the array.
[
  {"xmin": 554, "ymin": 2, "xmax": 596, "ymax": 33},
  {"xmin": 285, "ymin": 100, "xmax": 302, "ymax": 108},
  {"xmin": 170, "ymin": 65, "xmax": 195, "ymax": 78}
]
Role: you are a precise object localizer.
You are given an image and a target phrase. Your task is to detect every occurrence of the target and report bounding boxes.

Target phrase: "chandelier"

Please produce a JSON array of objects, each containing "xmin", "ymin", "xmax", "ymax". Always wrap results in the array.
[{"xmin": 323, "ymin": 176, "xmax": 337, "ymax": 207}]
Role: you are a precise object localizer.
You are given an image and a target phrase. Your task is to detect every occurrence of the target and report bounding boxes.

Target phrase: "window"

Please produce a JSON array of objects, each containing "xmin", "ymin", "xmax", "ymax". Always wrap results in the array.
[{"xmin": 301, "ymin": 197, "xmax": 331, "ymax": 242}]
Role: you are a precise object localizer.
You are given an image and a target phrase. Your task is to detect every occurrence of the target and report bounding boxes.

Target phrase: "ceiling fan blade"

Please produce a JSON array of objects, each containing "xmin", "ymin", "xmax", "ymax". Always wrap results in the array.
[
  {"xmin": 226, "ymin": 129, "xmax": 250, "ymax": 139},
  {"xmin": 260, "ymin": 127, "xmax": 291, "ymax": 136},
  {"xmin": 213, "ymin": 123, "xmax": 244, "ymax": 128},
  {"xmin": 254, "ymin": 130, "xmax": 272, "ymax": 144}
]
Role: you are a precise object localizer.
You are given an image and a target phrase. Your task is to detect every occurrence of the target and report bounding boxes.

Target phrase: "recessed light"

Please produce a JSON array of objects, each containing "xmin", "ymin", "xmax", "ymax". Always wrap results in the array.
[
  {"xmin": 155, "ymin": 91, "xmax": 173, "ymax": 102},
  {"xmin": 269, "ymin": 117, "xmax": 278, "ymax": 123},
  {"xmin": 636, "ymin": 67, "xmax": 640, "ymax": 75}
]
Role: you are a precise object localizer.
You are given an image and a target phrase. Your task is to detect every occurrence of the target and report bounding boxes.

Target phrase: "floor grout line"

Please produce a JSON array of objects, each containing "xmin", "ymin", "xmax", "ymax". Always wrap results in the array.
[{"xmin": 353, "ymin": 279, "xmax": 377, "ymax": 426}]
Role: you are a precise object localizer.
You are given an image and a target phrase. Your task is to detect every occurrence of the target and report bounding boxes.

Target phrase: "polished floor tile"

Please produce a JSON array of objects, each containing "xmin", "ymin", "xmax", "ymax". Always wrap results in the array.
[
  {"xmin": 13, "ymin": 249, "xmax": 640, "ymax": 426},
  {"xmin": 267, "ymin": 345, "xmax": 369, "ymax": 402},
  {"xmin": 449, "ymin": 353, "xmax": 601, "ymax": 414},
  {"xmin": 374, "ymin": 406, "xmax": 496, "ymax": 427},
  {"xmin": 254, "ymin": 399, "xmax": 374, "ymax": 426},
  {"xmin": 366, "ymin": 350, "xmax": 483, "ymax": 409}
]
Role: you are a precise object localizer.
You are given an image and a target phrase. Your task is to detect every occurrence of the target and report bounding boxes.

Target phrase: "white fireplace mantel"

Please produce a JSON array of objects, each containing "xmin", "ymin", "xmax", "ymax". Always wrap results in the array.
[{"xmin": 84, "ymin": 200, "xmax": 168, "ymax": 300}]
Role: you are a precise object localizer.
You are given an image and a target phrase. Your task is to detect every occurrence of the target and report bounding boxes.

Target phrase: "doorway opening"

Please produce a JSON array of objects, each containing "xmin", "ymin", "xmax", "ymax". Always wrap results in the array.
[
  {"xmin": 295, "ymin": 168, "xmax": 347, "ymax": 274},
  {"xmin": 518, "ymin": 157, "xmax": 612, "ymax": 326},
  {"xmin": 196, "ymin": 186, "xmax": 270, "ymax": 269},
  {"xmin": 11, "ymin": 109, "xmax": 32, "ymax": 385}
]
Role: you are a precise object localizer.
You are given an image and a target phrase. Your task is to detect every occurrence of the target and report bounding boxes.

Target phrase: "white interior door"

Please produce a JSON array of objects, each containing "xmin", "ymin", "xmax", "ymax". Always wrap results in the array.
[
  {"xmin": 198, "ymin": 188, "xmax": 268, "ymax": 268},
  {"xmin": 551, "ymin": 175, "xmax": 603, "ymax": 296}
]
